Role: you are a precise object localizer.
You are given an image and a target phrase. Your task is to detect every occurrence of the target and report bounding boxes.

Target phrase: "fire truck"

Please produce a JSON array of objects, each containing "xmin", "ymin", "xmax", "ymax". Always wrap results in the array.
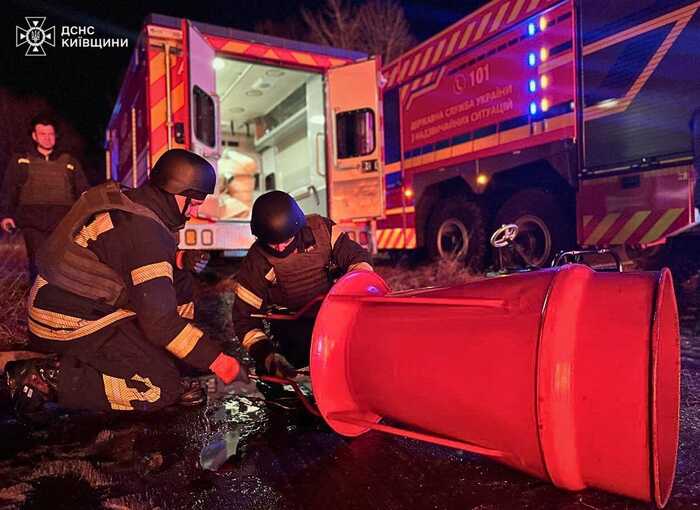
[
  {"xmin": 106, "ymin": 14, "xmax": 383, "ymax": 254},
  {"xmin": 379, "ymin": 0, "xmax": 700, "ymax": 269}
]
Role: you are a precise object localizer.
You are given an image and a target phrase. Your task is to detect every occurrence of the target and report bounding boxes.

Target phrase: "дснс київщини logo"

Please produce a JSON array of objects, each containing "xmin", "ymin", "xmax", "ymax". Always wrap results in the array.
[{"xmin": 16, "ymin": 17, "xmax": 56, "ymax": 56}]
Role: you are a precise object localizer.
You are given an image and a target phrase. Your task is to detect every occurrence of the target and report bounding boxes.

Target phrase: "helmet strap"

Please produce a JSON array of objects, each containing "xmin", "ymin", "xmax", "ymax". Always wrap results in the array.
[
  {"xmin": 172, "ymin": 195, "xmax": 192, "ymax": 231},
  {"xmin": 181, "ymin": 197, "xmax": 192, "ymax": 215}
]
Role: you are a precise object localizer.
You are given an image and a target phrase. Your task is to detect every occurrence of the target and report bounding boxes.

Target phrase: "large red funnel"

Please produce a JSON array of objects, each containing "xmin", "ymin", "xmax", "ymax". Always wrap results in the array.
[{"xmin": 310, "ymin": 265, "xmax": 680, "ymax": 507}]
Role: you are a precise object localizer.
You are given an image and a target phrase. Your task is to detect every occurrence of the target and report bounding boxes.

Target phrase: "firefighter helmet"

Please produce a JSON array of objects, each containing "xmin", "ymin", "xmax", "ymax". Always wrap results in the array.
[
  {"xmin": 251, "ymin": 191, "xmax": 306, "ymax": 244},
  {"xmin": 149, "ymin": 149, "xmax": 216, "ymax": 200}
]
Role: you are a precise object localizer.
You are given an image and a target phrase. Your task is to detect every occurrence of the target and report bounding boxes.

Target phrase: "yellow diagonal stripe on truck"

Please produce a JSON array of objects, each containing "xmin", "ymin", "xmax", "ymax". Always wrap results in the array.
[
  {"xmin": 388, "ymin": 228, "xmax": 403, "ymax": 248},
  {"xmin": 445, "ymin": 30, "xmax": 461, "ymax": 57},
  {"xmin": 397, "ymin": 59, "xmax": 412, "ymax": 82},
  {"xmin": 151, "ymin": 98, "xmax": 166, "ymax": 130},
  {"xmin": 406, "ymin": 229, "xmax": 417, "ymax": 249},
  {"xmin": 223, "ymin": 41, "xmax": 250, "ymax": 54},
  {"xmin": 611, "ymin": 210, "xmax": 651, "ymax": 244},
  {"xmin": 171, "ymin": 82, "xmax": 185, "ymax": 114},
  {"xmin": 408, "ymin": 52, "xmax": 422, "ymax": 76},
  {"xmin": 418, "ymin": 46, "xmax": 434, "ymax": 72},
  {"xmin": 526, "ymin": 0, "xmax": 541, "ymax": 13},
  {"xmin": 431, "ymin": 39, "xmax": 447, "ymax": 65},
  {"xmin": 507, "ymin": 0, "xmax": 527, "ymax": 22},
  {"xmin": 584, "ymin": 213, "xmax": 620, "ymax": 246},
  {"xmin": 639, "ymin": 208, "xmax": 685, "ymax": 244},
  {"xmin": 149, "ymin": 52, "xmax": 165, "ymax": 85},
  {"xmin": 458, "ymin": 22, "xmax": 476, "ymax": 50},
  {"xmin": 292, "ymin": 51, "xmax": 316, "ymax": 66},
  {"xmin": 490, "ymin": 2, "xmax": 511, "ymax": 33},
  {"xmin": 474, "ymin": 12, "xmax": 493, "ymax": 41}
]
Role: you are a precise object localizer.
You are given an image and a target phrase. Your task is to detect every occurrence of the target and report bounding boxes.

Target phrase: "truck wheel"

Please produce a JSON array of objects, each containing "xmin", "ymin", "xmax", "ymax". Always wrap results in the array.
[
  {"xmin": 494, "ymin": 189, "xmax": 572, "ymax": 268},
  {"xmin": 427, "ymin": 199, "xmax": 487, "ymax": 271}
]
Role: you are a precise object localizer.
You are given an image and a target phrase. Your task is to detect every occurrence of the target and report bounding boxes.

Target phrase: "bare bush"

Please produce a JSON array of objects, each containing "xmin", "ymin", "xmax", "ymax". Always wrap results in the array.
[{"xmin": 0, "ymin": 233, "xmax": 28, "ymax": 348}]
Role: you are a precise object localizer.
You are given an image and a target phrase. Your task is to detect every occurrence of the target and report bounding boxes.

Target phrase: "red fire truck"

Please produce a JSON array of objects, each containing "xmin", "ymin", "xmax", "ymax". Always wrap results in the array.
[
  {"xmin": 106, "ymin": 14, "xmax": 383, "ymax": 254},
  {"xmin": 379, "ymin": 0, "xmax": 700, "ymax": 269}
]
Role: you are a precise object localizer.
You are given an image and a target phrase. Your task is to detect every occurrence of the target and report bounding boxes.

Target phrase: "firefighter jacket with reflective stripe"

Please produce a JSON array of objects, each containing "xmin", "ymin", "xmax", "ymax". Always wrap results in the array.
[
  {"xmin": 232, "ymin": 214, "xmax": 371, "ymax": 362},
  {"xmin": 0, "ymin": 149, "xmax": 89, "ymax": 231},
  {"xmin": 37, "ymin": 181, "xmax": 168, "ymax": 306},
  {"xmin": 27, "ymin": 184, "xmax": 222, "ymax": 371}
]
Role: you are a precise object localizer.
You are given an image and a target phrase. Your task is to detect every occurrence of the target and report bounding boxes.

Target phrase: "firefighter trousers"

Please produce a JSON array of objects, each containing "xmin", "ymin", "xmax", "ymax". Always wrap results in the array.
[
  {"xmin": 29, "ymin": 321, "xmax": 183, "ymax": 412},
  {"xmin": 22, "ymin": 228, "xmax": 49, "ymax": 283}
]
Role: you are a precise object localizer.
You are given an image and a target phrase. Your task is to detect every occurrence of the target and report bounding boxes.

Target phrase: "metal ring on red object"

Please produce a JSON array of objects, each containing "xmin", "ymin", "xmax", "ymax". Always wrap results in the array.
[{"xmin": 536, "ymin": 264, "xmax": 591, "ymax": 491}]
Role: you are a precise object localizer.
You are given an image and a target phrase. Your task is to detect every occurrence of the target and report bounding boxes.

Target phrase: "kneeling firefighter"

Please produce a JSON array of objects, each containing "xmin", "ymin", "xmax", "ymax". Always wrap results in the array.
[
  {"xmin": 232, "ymin": 191, "xmax": 373, "ymax": 378},
  {"xmin": 3, "ymin": 149, "xmax": 248, "ymax": 417}
]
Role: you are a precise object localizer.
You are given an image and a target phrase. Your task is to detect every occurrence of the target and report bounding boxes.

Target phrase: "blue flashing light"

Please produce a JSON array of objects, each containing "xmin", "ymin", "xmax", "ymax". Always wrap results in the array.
[
  {"xmin": 528, "ymin": 52, "xmax": 537, "ymax": 66},
  {"xmin": 529, "ymin": 102, "xmax": 538, "ymax": 115},
  {"xmin": 528, "ymin": 23, "xmax": 536, "ymax": 36},
  {"xmin": 529, "ymin": 79, "xmax": 537, "ymax": 92}
]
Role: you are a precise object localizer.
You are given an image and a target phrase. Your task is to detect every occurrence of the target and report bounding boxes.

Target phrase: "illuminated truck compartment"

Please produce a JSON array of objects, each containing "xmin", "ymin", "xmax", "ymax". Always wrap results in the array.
[{"xmin": 197, "ymin": 58, "xmax": 328, "ymax": 226}]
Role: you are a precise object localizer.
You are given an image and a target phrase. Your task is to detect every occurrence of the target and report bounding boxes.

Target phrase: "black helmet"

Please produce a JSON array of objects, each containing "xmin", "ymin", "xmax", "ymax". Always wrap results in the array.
[
  {"xmin": 149, "ymin": 149, "xmax": 216, "ymax": 200},
  {"xmin": 251, "ymin": 191, "xmax": 306, "ymax": 244}
]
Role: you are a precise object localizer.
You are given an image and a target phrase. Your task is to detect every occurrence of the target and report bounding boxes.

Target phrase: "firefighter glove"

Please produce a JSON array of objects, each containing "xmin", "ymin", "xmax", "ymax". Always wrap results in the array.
[
  {"xmin": 264, "ymin": 352, "xmax": 297, "ymax": 379},
  {"xmin": 177, "ymin": 250, "xmax": 210, "ymax": 273},
  {"xmin": 209, "ymin": 353, "xmax": 250, "ymax": 385}
]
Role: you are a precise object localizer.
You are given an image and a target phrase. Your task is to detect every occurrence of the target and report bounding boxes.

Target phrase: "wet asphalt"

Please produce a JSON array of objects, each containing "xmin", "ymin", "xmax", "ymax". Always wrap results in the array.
[{"xmin": 0, "ymin": 270, "xmax": 698, "ymax": 510}]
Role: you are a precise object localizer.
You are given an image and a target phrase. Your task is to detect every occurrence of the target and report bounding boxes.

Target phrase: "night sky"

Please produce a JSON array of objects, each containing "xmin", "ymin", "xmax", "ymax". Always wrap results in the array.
[{"xmin": 4, "ymin": 0, "xmax": 487, "ymax": 177}]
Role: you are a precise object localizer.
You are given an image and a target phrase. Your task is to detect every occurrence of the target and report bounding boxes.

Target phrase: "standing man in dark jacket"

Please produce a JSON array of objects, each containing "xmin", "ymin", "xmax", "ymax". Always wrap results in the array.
[
  {"xmin": 232, "ymin": 191, "xmax": 373, "ymax": 379},
  {"xmin": 0, "ymin": 114, "xmax": 90, "ymax": 280},
  {"xmin": 3, "ymin": 149, "xmax": 248, "ymax": 418}
]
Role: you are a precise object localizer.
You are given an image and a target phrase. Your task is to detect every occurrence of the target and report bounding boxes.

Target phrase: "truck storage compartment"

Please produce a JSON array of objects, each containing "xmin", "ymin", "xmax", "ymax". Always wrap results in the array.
[{"xmin": 198, "ymin": 58, "xmax": 326, "ymax": 223}]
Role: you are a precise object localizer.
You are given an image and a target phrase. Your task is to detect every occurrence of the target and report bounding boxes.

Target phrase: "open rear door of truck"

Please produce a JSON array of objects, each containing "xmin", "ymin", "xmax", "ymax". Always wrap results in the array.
[
  {"xmin": 326, "ymin": 58, "xmax": 384, "ymax": 222},
  {"xmin": 180, "ymin": 21, "xmax": 257, "ymax": 253},
  {"xmin": 184, "ymin": 20, "xmax": 219, "ymax": 160}
]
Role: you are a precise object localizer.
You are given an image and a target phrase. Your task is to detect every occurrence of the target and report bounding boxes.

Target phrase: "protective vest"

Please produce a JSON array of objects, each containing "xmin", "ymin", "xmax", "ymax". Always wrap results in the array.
[
  {"xmin": 18, "ymin": 154, "xmax": 76, "ymax": 206},
  {"xmin": 36, "ymin": 181, "xmax": 170, "ymax": 306},
  {"xmin": 261, "ymin": 214, "xmax": 332, "ymax": 310}
]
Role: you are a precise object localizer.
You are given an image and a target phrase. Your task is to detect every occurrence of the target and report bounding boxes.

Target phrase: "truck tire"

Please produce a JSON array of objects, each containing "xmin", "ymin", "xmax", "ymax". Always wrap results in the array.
[
  {"xmin": 494, "ymin": 189, "xmax": 572, "ymax": 268},
  {"xmin": 426, "ymin": 199, "xmax": 487, "ymax": 271}
]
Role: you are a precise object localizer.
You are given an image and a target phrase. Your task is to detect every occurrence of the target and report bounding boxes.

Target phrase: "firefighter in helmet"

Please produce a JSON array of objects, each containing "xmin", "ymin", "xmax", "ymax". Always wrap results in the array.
[
  {"xmin": 232, "ymin": 191, "xmax": 373, "ymax": 378},
  {"xmin": 0, "ymin": 114, "xmax": 90, "ymax": 281},
  {"xmin": 3, "ymin": 149, "xmax": 248, "ymax": 418}
]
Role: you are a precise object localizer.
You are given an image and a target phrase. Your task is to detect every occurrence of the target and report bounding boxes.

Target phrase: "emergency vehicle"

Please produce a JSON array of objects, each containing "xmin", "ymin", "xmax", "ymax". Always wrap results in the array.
[
  {"xmin": 106, "ymin": 14, "xmax": 383, "ymax": 254},
  {"xmin": 379, "ymin": 0, "xmax": 700, "ymax": 269}
]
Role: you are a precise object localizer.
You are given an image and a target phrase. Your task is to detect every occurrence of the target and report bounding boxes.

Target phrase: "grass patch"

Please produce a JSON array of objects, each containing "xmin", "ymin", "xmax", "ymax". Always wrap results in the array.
[
  {"xmin": 0, "ymin": 236, "xmax": 29, "ymax": 349},
  {"xmin": 375, "ymin": 257, "xmax": 480, "ymax": 291}
]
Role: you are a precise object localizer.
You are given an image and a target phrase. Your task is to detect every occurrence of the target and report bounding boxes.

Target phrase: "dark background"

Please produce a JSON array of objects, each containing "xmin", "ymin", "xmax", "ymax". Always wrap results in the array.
[{"xmin": 2, "ymin": 0, "xmax": 488, "ymax": 183}]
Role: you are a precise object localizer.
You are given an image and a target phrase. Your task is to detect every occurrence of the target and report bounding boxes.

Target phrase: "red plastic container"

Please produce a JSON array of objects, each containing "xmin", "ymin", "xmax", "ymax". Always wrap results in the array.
[{"xmin": 310, "ymin": 265, "xmax": 680, "ymax": 507}]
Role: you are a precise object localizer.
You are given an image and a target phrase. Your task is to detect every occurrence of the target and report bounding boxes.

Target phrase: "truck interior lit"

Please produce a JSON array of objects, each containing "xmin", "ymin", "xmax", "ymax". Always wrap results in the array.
[{"xmin": 197, "ymin": 56, "xmax": 327, "ymax": 222}]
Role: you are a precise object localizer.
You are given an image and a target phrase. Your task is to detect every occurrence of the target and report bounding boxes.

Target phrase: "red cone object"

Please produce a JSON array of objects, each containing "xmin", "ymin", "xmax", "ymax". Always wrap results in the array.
[{"xmin": 310, "ymin": 265, "xmax": 680, "ymax": 507}]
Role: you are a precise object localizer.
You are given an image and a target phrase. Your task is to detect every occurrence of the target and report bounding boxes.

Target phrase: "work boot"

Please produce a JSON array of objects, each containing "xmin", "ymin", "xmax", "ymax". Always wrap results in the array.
[
  {"xmin": 4, "ymin": 357, "xmax": 60, "ymax": 418},
  {"xmin": 179, "ymin": 378, "xmax": 207, "ymax": 407}
]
